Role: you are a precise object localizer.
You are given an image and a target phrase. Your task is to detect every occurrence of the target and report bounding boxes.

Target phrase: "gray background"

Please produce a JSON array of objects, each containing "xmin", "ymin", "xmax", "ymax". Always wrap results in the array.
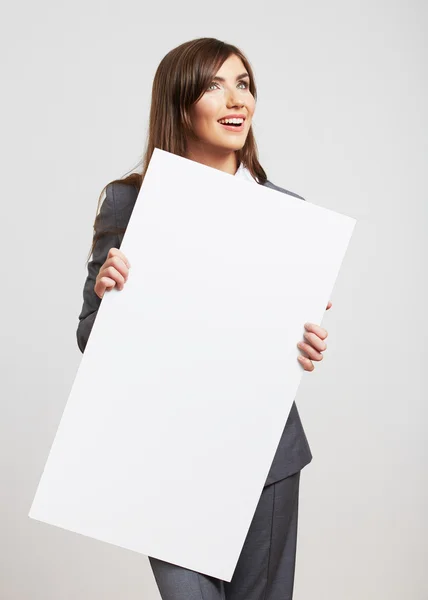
[{"xmin": 1, "ymin": 1, "xmax": 427, "ymax": 599}]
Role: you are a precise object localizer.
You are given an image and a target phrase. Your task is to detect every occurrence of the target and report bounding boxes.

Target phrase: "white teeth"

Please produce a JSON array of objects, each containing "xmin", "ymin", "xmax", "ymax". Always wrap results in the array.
[{"xmin": 218, "ymin": 118, "xmax": 244, "ymax": 125}]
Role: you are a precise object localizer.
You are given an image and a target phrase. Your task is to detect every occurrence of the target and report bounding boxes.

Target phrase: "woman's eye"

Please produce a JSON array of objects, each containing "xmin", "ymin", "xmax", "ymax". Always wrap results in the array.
[{"xmin": 207, "ymin": 80, "xmax": 249, "ymax": 91}]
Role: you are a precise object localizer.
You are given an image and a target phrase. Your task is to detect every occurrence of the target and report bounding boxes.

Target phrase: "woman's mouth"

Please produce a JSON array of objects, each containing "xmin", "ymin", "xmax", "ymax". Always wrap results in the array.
[{"xmin": 217, "ymin": 119, "xmax": 245, "ymax": 132}]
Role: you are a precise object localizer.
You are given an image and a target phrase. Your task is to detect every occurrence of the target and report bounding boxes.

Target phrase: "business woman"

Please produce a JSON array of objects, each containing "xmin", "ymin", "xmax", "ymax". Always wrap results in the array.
[{"xmin": 77, "ymin": 37, "xmax": 331, "ymax": 600}]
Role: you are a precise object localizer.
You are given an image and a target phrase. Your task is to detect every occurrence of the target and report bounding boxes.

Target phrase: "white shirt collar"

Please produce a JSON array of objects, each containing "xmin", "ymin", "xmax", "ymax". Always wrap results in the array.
[{"xmin": 234, "ymin": 162, "xmax": 259, "ymax": 184}]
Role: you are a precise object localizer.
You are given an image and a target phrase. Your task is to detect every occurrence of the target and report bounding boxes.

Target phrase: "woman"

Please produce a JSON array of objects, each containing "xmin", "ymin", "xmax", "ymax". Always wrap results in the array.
[{"xmin": 77, "ymin": 37, "xmax": 331, "ymax": 600}]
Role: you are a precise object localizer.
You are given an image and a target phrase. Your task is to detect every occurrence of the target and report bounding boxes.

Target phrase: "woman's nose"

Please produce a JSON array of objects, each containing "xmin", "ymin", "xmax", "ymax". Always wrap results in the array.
[
  {"xmin": 226, "ymin": 93, "xmax": 245, "ymax": 108},
  {"xmin": 224, "ymin": 86, "xmax": 245, "ymax": 106}
]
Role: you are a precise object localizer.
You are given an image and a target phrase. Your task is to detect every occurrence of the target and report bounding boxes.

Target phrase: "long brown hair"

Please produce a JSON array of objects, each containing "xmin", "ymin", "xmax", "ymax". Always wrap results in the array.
[{"xmin": 87, "ymin": 37, "xmax": 267, "ymax": 263}]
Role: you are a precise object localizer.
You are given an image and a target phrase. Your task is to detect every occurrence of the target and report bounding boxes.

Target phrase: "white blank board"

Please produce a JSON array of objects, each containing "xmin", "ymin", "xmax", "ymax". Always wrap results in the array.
[{"xmin": 29, "ymin": 148, "xmax": 356, "ymax": 581}]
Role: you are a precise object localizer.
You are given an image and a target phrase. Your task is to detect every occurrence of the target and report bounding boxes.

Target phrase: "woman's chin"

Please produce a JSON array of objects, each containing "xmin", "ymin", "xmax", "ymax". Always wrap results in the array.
[
  {"xmin": 213, "ymin": 137, "xmax": 247, "ymax": 152},
  {"xmin": 196, "ymin": 134, "xmax": 247, "ymax": 154}
]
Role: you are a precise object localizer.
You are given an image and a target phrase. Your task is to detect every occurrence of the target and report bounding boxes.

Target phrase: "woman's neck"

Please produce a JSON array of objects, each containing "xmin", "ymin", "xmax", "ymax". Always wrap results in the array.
[{"xmin": 185, "ymin": 146, "xmax": 238, "ymax": 175}]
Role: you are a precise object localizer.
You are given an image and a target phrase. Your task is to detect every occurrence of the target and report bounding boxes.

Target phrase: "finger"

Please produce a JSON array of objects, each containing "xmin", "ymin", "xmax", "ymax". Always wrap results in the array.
[
  {"xmin": 108, "ymin": 247, "xmax": 132, "ymax": 269},
  {"xmin": 303, "ymin": 331, "xmax": 327, "ymax": 352},
  {"xmin": 297, "ymin": 341, "xmax": 324, "ymax": 361},
  {"xmin": 94, "ymin": 276, "xmax": 116, "ymax": 299},
  {"xmin": 109, "ymin": 255, "xmax": 130, "ymax": 281},
  {"xmin": 106, "ymin": 252, "xmax": 130, "ymax": 281},
  {"xmin": 326, "ymin": 301, "xmax": 332, "ymax": 310},
  {"xmin": 100, "ymin": 266, "xmax": 126, "ymax": 290},
  {"xmin": 304, "ymin": 322, "xmax": 328, "ymax": 339},
  {"xmin": 297, "ymin": 354, "xmax": 315, "ymax": 371}
]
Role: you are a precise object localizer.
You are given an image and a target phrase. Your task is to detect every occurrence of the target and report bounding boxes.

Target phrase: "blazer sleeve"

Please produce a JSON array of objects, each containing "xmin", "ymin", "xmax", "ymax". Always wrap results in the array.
[{"xmin": 76, "ymin": 183, "xmax": 121, "ymax": 353}]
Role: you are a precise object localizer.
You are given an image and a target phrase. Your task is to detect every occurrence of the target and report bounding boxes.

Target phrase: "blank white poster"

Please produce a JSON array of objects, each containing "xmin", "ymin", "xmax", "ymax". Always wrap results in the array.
[{"xmin": 29, "ymin": 148, "xmax": 356, "ymax": 581}]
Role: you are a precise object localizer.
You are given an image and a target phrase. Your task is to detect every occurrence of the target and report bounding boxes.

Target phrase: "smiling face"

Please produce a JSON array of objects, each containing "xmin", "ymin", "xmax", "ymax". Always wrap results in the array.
[{"xmin": 187, "ymin": 54, "xmax": 256, "ymax": 162}]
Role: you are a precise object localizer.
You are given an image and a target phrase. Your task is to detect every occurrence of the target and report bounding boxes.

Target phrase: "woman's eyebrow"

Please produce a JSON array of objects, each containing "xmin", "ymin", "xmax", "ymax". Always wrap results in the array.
[{"xmin": 212, "ymin": 72, "xmax": 250, "ymax": 82}]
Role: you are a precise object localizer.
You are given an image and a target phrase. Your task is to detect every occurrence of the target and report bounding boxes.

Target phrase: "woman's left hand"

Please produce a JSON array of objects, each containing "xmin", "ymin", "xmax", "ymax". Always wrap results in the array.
[{"xmin": 297, "ymin": 301, "xmax": 332, "ymax": 372}]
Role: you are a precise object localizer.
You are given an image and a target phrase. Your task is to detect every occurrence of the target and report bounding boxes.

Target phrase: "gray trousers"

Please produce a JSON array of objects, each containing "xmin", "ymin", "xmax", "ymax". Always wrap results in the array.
[{"xmin": 148, "ymin": 470, "xmax": 301, "ymax": 600}]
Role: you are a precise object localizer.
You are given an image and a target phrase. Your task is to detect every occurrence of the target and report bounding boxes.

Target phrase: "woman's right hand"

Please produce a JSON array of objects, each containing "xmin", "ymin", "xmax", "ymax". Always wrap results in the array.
[{"xmin": 94, "ymin": 248, "xmax": 131, "ymax": 299}]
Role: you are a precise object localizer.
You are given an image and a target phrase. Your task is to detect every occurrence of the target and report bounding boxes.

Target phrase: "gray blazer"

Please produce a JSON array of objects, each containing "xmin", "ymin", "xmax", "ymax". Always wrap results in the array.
[{"xmin": 76, "ymin": 177, "xmax": 313, "ymax": 487}]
